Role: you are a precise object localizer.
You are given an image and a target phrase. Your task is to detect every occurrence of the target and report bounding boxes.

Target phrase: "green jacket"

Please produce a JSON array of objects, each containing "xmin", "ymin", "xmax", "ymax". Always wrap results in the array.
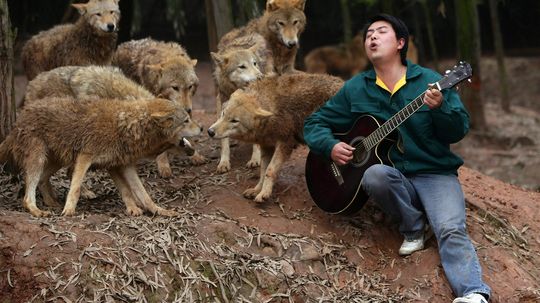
[{"xmin": 303, "ymin": 61, "xmax": 469, "ymax": 176}]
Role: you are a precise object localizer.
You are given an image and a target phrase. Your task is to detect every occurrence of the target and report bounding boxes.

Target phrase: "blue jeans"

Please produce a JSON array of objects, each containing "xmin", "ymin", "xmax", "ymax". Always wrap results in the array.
[{"xmin": 361, "ymin": 164, "xmax": 491, "ymax": 298}]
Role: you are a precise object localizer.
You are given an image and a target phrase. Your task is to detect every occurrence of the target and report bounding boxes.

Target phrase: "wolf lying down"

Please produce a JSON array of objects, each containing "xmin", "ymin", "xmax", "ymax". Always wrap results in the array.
[
  {"xmin": 208, "ymin": 72, "xmax": 344, "ymax": 202},
  {"xmin": 0, "ymin": 97, "xmax": 201, "ymax": 217}
]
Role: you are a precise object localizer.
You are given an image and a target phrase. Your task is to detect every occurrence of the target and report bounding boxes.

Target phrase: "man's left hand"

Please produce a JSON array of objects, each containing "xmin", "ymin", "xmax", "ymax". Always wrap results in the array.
[{"xmin": 424, "ymin": 87, "xmax": 443, "ymax": 109}]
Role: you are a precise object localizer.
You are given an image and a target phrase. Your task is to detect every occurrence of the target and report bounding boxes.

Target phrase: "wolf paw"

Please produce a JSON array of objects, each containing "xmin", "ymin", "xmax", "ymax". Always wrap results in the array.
[
  {"xmin": 254, "ymin": 191, "xmax": 271, "ymax": 203},
  {"xmin": 243, "ymin": 188, "xmax": 260, "ymax": 199},
  {"xmin": 61, "ymin": 207, "xmax": 76, "ymax": 216},
  {"xmin": 30, "ymin": 209, "xmax": 53, "ymax": 217},
  {"xmin": 216, "ymin": 161, "xmax": 231, "ymax": 173},
  {"xmin": 158, "ymin": 166, "xmax": 173, "ymax": 178},
  {"xmin": 190, "ymin": 153, "xmax": 208, "ymax": 165},
  {"xmin": 245, "ymin": 159, "xmax": 260, "ymax": 168},
  {"xmin": 156, "ymin": 207, "xmax": 178, "ymax": 217},
  {"xmin": 126, "ymin": 206, "xmax": 144, "ymax": 216}
]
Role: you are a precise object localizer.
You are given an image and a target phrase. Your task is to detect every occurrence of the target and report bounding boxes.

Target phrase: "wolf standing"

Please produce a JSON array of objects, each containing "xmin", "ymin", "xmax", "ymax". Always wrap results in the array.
[
  {"xmin": 21, "ymin": 0, "xmax": 120, "ymax": 80},
  {"xmin": 303, "ymin": 14, "xmax": 491, "ymax": 303}
]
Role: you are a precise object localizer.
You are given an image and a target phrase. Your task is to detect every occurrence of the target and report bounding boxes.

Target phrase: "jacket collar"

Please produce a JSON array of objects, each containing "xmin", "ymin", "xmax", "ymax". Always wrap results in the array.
[{"xmin": 363, "ymin": 60, "xmax": 422, "ymax": 81}]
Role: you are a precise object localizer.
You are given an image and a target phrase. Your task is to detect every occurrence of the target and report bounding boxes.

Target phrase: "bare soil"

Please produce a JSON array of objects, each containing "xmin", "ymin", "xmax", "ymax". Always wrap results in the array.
[{"xmin": 1, "ymin": 56, "xmax": 539, "ymax": 302}]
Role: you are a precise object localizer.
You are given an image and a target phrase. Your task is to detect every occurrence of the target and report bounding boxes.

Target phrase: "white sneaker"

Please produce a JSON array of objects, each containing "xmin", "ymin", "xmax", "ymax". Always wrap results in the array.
[
  {"xmin": 398, "ymin": 225, "xmax": 433, "ymax": 256},
  {"xmin": 452, "ymin": 293, "xmax": 488, "ymax": 303}
]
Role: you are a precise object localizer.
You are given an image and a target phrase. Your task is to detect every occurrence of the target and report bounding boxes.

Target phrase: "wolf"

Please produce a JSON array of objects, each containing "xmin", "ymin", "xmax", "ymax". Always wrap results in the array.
[
  {"xmin": 211, "ymin": 33, "xmax": 272, "ymax": 173},
  {"xmin": 24, "ymin": 65, "xmax": 154, "ymax": 106},
  {"xmin": 207, "ymin": 72, "xmax": 343, "ymax": 202},
  {"xmin": 21, "ymin": 0, "xmax": 120, "ymax": 80},
  {"xmin": 113, "ymin": 38, "xmax": 205, "ymax": 172},
  {"xmin": 221, "ymin": 0, "xmax": 306, "ymax": 75},
  {"xmin": 0, "ymin": 97, "xmax": 202, "ymax": 217},
  {"xmin": 304, "ymin": 32, "xmax": 368, "ymax": 79}
]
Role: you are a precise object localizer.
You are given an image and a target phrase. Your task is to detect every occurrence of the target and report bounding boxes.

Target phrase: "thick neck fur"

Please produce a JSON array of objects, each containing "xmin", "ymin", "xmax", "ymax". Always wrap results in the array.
[{"xmin": 73, "ymin": 18, "xmax": 117, "ymax": 64}]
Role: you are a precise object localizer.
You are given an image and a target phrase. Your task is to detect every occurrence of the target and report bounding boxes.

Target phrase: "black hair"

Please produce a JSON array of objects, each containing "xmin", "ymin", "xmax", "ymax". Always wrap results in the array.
[{"xmin": 362, "ymin": 13, "xmax": 409, "ymax": 65}]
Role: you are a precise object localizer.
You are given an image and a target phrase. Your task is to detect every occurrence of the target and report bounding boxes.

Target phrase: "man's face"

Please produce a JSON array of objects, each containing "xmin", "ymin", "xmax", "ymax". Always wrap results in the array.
[{"xmin": 364, "ymin": 20, "xmax": 404, "ymax": 63}]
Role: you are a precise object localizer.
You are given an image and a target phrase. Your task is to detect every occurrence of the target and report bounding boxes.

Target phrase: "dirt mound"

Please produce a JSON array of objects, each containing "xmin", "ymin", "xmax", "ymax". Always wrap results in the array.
[{"xmin": 0, "ymin": 109, "xmax": 539, "ymax": 302}]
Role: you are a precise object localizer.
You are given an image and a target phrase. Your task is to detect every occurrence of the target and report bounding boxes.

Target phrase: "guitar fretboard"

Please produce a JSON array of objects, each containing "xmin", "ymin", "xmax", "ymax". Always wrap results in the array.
[{"xmin": 359, "ymin": 91, "xmax": 428, "ymax": 151}]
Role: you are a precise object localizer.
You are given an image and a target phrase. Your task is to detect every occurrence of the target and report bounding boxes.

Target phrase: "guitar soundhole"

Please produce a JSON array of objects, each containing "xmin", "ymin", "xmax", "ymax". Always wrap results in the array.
[{"xmin": 349, "ymin": 136, "xmax": 370, "ymax": 168}]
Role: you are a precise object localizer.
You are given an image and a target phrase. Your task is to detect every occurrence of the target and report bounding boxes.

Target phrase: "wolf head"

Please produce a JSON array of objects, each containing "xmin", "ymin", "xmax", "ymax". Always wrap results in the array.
[
  {"xmin": 73, "ymin": 0, "xmax": 121, "ymax": 34},
  {"xmin": 150, "ymin": 99, "xmax": 202, "ymax": 145},
  {"xmin": 211, "ymin": 45, "xmax": 264, "ymax": 90},
  {"xmin": 144, "ymin": 58, "xmax": 199, "ymax": 115},
  {"xmin": 207, "ymin": 90, "xmax": 273, "ymax": 140},
  {"xmin": 265, "ymin": 0, "xmax": 306, "ymax": 49}
]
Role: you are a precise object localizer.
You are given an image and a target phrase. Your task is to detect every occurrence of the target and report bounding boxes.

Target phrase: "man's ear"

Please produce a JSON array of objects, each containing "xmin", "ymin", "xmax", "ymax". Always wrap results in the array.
[
  {"xmin": 397, "ymin": 37, "xmax": 406, "ymax": 51},
  {"xmin": 72, "ymin": 3, "xmax": 87, "ymax": 15}
]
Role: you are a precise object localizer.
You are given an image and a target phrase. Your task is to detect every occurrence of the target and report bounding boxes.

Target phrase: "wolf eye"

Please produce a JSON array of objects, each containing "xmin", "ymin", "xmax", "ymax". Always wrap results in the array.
[
  {"xmin": 293, "ymin": 20, "xmax": 299, "ymax": 25},
  {"xmin": 172, "ymin": 85, "xmax": 179, "ymax": 91},
  {"xmin": 188, "ymin": 84, "xmax": 194, "ymax": 90},
  {"xmin": 238, "ymin": 65, "xmax": 247, "ymax": 69},
  {"xmin": 230, "ymin": 118, "xmax": 239, "ymax": 123},
  {"xmin": 253, "ymin": 61, "xmax": 258, "ymax": 66},
  {"xmin": 184, "ymin": 118, "xmax": 190, "ymax": 123},
  {"xmin": 110, "ymin": 11, "xmax": 115, "ymax": 14},
  {"xmin": 96, "ymin": 13, "xmax": 102, "ymax": 17},
  {"xmin": 277, "ymin": 21, "xmax": 285, "ymax": 26}
]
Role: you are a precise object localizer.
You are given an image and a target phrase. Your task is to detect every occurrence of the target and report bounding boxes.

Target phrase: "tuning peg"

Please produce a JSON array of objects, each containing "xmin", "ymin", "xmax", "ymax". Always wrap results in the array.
[
  {"xmin": 445, "ymin": 70, "xmax": 451, "ymax": 74},
  {"xmin": 455, "ymin": 85, "xmax": 460, "ymax": 91},
  {"xmin": 467, "ymin": 79, "xmax": 472, "ymax": 83}
]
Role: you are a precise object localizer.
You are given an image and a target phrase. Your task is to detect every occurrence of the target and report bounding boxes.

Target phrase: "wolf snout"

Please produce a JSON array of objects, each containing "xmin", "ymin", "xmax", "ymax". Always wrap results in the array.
[
  {"xmin": 106, "ymin": 24, "xmax": 116, "ymax": 32},
  {"xmin": 286, "ymin": 41, "xmax": 297, "ymax": 49},
  {"xmin": 207, "ymin": 128, "xmax": 215, "ymax": 138}
]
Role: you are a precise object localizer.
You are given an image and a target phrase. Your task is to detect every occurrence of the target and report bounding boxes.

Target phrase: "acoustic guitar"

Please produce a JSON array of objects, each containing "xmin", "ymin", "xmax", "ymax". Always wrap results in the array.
[{"xmin": 305, "ymin": 61, "xmax": 473, "ymax": 215}]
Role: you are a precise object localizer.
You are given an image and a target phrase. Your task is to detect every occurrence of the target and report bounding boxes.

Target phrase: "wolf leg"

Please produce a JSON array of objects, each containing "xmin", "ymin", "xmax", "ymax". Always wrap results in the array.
[
  {"xmin": 67, "ymin": 165, "xmax": 97, "ymax": 199},
  {"xmin": 156, "ymin": 151, "xmax": 173, "ymax": 178},
  {"xmin": 189, "ymin": 150, "xmax": 208, "ymax": 165},
  {"xmin": 108, "ymin": 168, "xmax": 144, "ymax": 216},
  {"xmin": 23, "ymin": 144, "xmax": 51, "ymax": 217},
  {"xmin": 122, "ymin": 165, "xmax": 178, "ymax": 216},
  {"xmin": 243, "ymin": 146, "xmax": 273, "ymax": 199},
  {"xmin": 254, "ymin": 143, "xmax": 292, "ymax": 203},
  {"xmin": 216, "ymin": 137, "xmax": 231, "ymax": 173},
  {"xmin": 246, "ymin": 144, "xmax": 261, "ymax": 168},
  {"xmin": 38, "ymin": 163, "xmax": 62, "ymax": 207},
  {"xmin": 62, "ymin": 154, "xmax": 93, "ymax": 216}
]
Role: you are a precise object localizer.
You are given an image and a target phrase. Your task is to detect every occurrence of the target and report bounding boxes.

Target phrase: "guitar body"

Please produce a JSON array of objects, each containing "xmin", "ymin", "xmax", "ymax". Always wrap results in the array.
[{"xmin": 305, "ymin": 115, "xmax": 397, "ymax": 215}]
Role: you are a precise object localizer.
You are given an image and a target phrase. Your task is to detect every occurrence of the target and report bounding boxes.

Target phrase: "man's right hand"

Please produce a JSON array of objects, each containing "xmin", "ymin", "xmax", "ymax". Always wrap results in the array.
[{"xmin": 331, "ymin": 142, "xmax": 355, "ymax": 165}]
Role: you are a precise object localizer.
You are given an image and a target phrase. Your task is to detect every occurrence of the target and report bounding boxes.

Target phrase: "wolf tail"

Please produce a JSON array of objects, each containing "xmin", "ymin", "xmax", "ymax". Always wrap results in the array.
[{"xmin": 0, "ymin": 135, "xmax": 17, "ymax": 174}]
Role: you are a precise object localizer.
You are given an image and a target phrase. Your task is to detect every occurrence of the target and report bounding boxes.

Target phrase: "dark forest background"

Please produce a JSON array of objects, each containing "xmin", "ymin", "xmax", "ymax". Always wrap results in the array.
[{"xmin": 7, "ymin": 0, "xmax": 540, "ymax": 63}]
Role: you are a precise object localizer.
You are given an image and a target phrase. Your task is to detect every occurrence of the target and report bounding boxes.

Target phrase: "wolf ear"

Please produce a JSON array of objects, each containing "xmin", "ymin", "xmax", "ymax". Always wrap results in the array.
[
  {"xmin": 151, "ymin": 111, "xmax": 174, "ymax": 127},
  {"xmin": 254, "ymin": 107, "xmax": 273, "ymax": 118},
  {"xmin": 211, "ymin": 52, "xmax": 222, "ymax": 65},
  {"xmin": 266, "ymin": 0, "xmax": 279, "ymax": 12},
  {"xmin": 72, "ymin": 3, "xmax": 87, "ymax": 15},
  {"xmin": 295, "ymin": 0, "xmax": 306, "ymax": 11},
  {"xmin": 191, "ymin": 59, "xmax": 198, "ymax": 67}
]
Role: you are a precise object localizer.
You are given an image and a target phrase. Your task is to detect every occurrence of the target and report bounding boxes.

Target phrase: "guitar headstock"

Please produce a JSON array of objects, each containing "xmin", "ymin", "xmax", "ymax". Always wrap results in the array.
[{"xmin": 436, "ymin": 61, "xmax": 473, "ymax": 91}]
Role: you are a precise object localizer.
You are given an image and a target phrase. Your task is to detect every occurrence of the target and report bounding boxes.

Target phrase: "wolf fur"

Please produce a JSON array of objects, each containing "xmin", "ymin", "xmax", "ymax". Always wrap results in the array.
[
  {"xmin": 0, "ymin": 97, "xmax": 202, "ymax": 217},
  {"xmin": 304, "ymin": 33, "xmax": 368, "ymax": 79},
  {"xmin": 208, "ymin": 72, "xmax": 343, "ymax": 202},
  {"xmin": 21, "ymin": 0, "xmax": 120, "ymax": 80},
  {"xmin": 305, "ymin": 33, "xmax": 419, "ymax": 79},
  {"xmin": 221, "ymin": 0, "xmax": 306, "ymax": 75},
  {"xmin": 23, "ymin": 65, "xmax": 196, "ymax": 181},
  {"xmin": 211, "ymin": 33, "xmax": 272, "ymax": 173},
  {"xmin": 113, "ymin": 38, "xmax": 205, "ymax": 170}
]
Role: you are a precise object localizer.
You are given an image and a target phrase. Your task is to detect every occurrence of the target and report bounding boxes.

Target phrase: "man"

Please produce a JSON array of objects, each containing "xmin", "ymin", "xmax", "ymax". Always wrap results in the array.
[{"xmin": 303, "ymin": 14, "xmax": 491, "ymax": 303}]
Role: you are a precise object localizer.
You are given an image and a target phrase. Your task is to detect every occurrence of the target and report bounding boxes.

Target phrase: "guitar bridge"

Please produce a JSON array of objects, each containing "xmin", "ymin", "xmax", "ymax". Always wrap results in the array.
[{"xmin": 330, "ymin": 162, "xmax": 344, "ymax": 185}]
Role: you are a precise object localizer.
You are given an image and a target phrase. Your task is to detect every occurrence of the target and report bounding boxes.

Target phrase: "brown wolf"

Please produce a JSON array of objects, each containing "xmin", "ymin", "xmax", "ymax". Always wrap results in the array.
[
  {"xmin": 207, "ymin": 72, "xmax": 343, "ymax": 202},
  {"xmin": 113, "ymin": 38, "xmax": 205, "ymax": 172},
  {"xmin": 221, "ymin": 0, "xmax": 306, "ymax": 75},
  {"xmin": 211, "ymin": 33, "xmax": 272, "ymax": 173},
  {"xmin": 21, "ymin": 0, "xmax": 120, "ymax": 80},
  {"xmin": 0, "ymin": 97, "xmax": 202, "ymax": 217},
  {"xmin": 304, "ymin": 32, "xmax": 368, "ymax": 79},
  {"xmin": 305, "ymin": 33, "xmax": 419, "ymax": 79}
]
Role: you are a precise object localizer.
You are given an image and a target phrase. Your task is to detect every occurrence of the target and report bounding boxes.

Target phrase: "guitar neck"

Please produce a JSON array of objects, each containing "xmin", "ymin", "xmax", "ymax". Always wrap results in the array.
[{"xmin": 362, "ymin": 90, "xmax": 428, "ymax": 151}]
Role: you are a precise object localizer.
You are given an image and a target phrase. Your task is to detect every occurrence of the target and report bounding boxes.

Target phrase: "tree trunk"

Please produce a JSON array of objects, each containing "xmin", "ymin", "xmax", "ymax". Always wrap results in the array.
[
  {"xmin": 488, "ymin": 0, "xmax": 510, "ymax": 112},
  {"xmin": 0, "ymin": 0, "xmax": 16, "ymax": 142},
  {"xmin": 340, "ymin": 0, "xmax": 352, "ymax": 44},
  {"xmin": 234, "ymin": 0, "xmax": 260, "ymax": 27},
  {"xmin": 420, "ymin": 0, "xmax": 439, "ymax": 72},
  {"xmin": 205, "ymin": 0, "xmax": 234, "ymax": 53},
  {"xmin": 455, "ymin": 0, "xmax": 486, "ymax": 130}
]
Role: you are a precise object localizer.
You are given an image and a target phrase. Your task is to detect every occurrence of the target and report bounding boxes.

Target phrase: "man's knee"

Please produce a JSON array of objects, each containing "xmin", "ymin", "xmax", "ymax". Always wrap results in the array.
[{"xmin": 362, "ymin": 164, "xmax": 394, "ymax": 193}]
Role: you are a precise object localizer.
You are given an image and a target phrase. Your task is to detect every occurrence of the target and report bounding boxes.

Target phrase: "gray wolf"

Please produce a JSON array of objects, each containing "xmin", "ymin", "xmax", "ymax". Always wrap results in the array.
[
  {"xmin": 211, "ymin": 33, "xmax": 272, "ymax": 173},
  {"xmin": 0, "ymin": 97, "xmax": 202, "ymax": 217},
  {"xmin": 21, "ymin": 0, "xmax": 120, "ymax": 80},
  {"xmin": 221, "ymin": 0, "xmax": 307, "ymax": 75},
  {"xmin": 207, "ymin": 72, "xmax": 343, "ymax": 202},
  {"xmin": 113, "ymin": 38, "xmax": 205, "ymax": 171}
]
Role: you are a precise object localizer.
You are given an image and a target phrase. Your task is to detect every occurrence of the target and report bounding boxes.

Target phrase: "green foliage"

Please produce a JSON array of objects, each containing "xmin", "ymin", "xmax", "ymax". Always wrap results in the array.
[{"xmin": 165, "ymin": 0, "xmax": 187, "ymax": 39}]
